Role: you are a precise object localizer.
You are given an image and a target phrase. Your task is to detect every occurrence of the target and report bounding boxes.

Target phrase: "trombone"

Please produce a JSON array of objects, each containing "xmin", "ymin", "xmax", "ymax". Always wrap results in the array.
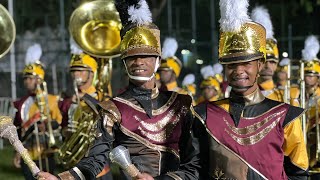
[
  {"xmin": 300, "ymin": 60, "xmax": 307, "ymax": 142},
  {"xmin": 35, "ymin": 79, "xmax": 59, "ymax": 170},
  {"xmin": 283, "ymin": 61, "xmax": 291, "ymax": 104}
]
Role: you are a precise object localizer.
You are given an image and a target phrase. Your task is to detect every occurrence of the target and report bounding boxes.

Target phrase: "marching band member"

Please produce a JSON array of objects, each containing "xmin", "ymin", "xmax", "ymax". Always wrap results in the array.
[
  {"xmin": 251, "ymin": 6, "xmax": 283, "ymax": 102},
  {"xmin": 13, "ymin": 44, "xmax": 62, "ymax": 179},
  {"xmin": 182, "ymin": 73, "xmax": 197, "ymax": 103},
  {"xmin": 194, "ymin": 0, "xmax": 308, "ymax": 179},
  {"xmin": 301, "ymin": 35, "xmax": 320, "ymax": 180},
  {"xmin": 196, "ymin": 65, "xmax": 221, "ymax": 105},
  {"xmin": 158, "ymin": 38, "xmax": 186, "ymax": 94},
  {"xmin": 38, "ymin": 0, "xmax": 200, "ymax": 179},
  {"xmin": 277, "ymin": 58, "xmax": 290, "ymax": 90}
]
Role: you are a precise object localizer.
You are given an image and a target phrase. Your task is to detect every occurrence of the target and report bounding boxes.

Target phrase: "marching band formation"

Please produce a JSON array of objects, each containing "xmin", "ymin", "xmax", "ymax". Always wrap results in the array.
[{"xmin": 0, "ymin": 0, "xmax": 320, "ymax": 179}]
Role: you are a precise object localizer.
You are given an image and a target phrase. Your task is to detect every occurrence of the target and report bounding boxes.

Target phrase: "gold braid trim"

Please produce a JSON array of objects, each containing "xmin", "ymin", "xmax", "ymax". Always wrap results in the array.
[
  {"xmin": 113, "ymin": 92, "xmax": 177, "ymax": 116},
  {"xmin": 166, "ymin": 172, "xmax": 183, "ymax": 180},
  {"xmin": 120, "ymin": 125, "xmax": 180, "ymax": 158},
  {"xmin": 57, "ymin": 171, "xmax": 76, "ymax": 180}
]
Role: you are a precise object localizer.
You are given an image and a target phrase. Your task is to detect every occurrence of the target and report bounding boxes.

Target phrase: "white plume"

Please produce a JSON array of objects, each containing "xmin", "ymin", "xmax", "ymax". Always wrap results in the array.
[
  {"xmin": 25, "ymin": 43, "xmax": 42, "ymax": 65},
  {"xmin": 182, "ymin": 74, "xmax": 195, "ymax": 86},
  {"xmin": 128, "ymin": 0, "xmax": 152, "ymax": 25},
  {"xmin": 162, "ymin": 38, "xmax": 178, "ymax": 59},
  {"xmin": 213, "ymin": 63, "xmax": 223, "ymax": 74},
  {"xmin": 279, "ymin": 58, "xmax": 290, "ymax": 66},
  {"xmin": 219, "ymin": 0, "xmax": 250, "ymax": 32},
  {"xmin": 70, "ymin": 37, "xmax": 83, "ymax": 55},
  {"xmin": 251, "ymin": 6, "xmax": 274, "ymax": 39},
  {"xmin": 201, "ymin": 65, "xmax": 215, "ymax": 79},
  {"xmin": 302, "ymin": 35, "xmax": 320, "ymax": 61}
]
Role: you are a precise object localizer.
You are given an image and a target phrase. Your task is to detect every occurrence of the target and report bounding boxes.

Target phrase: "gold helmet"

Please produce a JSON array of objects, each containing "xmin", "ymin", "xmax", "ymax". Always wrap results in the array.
[
  {"xmin": 69, "ymin": 38, "xmax": 97, "ymax": 73},
  {"xmin": 200, "ymin": 77, "xmax": 221, "ymax": 93},
  {"xmin": 218, "ymin": 0, "xmax": 266, "ymax": 64},
  {"xmin": 116, "ymin": 0, "xmax": 161, "ymax": 60},
  {"xmin": 251, "ymin": 6, "xmax": 278, "ymax": 63},
  {"xmin": 277, "ymin": 58, "xmax": 290, "ymax": 72},
  {"xmin": 69, "ymin": 54, "xmax": 98, "ymax": 73},
  {"xmin": 159, "ymin": 38, "xmax": 182, "ymax": 77},
  {"xmin": 159, "ymin": 58, "xmax": 182, "ymax": 77},
  {"xmin": 213, "ymin": 63, "xmax": 224, "ymax": 83},
  {"xmin": 302, "ymin": 35, "xmax": 320, "ymax": 76},
  {"xmin": 182, "ymin": 74, "xmax": 196, "ymax": 96},
  {"xmin": 200, "ymin": 65, "xmax": 221, "ymax": 92},
  {"xmin": 115, "ymin": 0, "xmax": 162, "ymax": 82},
  {"xmin": 23, "ymin": 44, "xmax": 45, "ymax": 79},
  {"xmin": 266, "ymin": 39, "xmax": 279, "ymax": 62}
]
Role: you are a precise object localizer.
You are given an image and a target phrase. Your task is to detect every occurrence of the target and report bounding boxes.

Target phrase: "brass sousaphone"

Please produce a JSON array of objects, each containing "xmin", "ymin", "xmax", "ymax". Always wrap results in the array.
[
  {"xmin": 69, "ymin": 0, "xmax": 122, "ymax": 97},
  {"xmin": 59, "ymin": 0, "xmax": 121, "ymax": 169},
  {"xmin": 0, "ymin": 4, "xmax": 16, "ymax": 58}
]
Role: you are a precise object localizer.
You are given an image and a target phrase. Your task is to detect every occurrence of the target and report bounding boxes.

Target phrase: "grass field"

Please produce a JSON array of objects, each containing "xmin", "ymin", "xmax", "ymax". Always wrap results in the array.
[
  {"xmin": 0, "ymin": 141, "xmax": 121, "ymax": 179},
  {"xmin": 0, "ymin": 144, "xmax": 24, "ymax": 180}
]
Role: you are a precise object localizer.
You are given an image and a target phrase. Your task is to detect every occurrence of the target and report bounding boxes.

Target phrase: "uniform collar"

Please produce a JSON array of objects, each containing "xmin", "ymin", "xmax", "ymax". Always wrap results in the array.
[
  {"xmin": 230, "ymin": 88, "xmax": 265, "ymax": 106},
  {"xmin": 128, "ymin": 82, "xmax": 159, "ymax": 117}
]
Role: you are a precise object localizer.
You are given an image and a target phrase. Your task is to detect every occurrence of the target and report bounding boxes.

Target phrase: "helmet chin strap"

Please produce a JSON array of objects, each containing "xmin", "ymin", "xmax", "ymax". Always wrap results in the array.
[{"xmin": 123, "ymin": 57, "xmax": 160, "ymax": 82}]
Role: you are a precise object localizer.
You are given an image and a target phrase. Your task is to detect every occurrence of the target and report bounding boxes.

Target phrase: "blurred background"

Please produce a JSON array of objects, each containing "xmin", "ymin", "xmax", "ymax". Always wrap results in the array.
[
  {"xmin": 0, "ymin": 0, "xmax": 320, "ymax": 178},
  {"xmin": 0, "ymin": 0, "xmax": 320, "ymax": 99}
]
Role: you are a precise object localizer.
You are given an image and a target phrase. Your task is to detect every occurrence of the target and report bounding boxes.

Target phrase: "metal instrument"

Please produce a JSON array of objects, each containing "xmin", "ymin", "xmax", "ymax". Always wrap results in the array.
[
  {"xmin": 302, "ymin": 60, "xmax": 320, "ymax": 174},
  {"xmin": 35, "ymin": 79, "xmax": 62, "ymax": 170},
  {"xmin": 36, "ymin": 80, "xmax": 57, "ymax": 148},
  {"xmin": 58, "ymin": 0, "xmax": 121, "ymax": 168},
  {"xmin": 96, "ymin": 57, "xmax": 113, "ymax": 97},
  {"xmin": 307, "ymin": 94, "xmax": 320, "ymax": 174},
  {"xmin": 315, "ymin": 98, "xmax": 320, "ymax": 170},
  {"xmin": 283, "ymin": 61, "xmax": 291, "ymax": 104},
  {"xmin": 300, "ymin": 60, "xmax": 307, "ymax": 142},
  {"xmin": 69, "ymin": 0, "xmax": 122, "ymax": 58},
  {"xmin": 109, "ymin": 146, "xmax": 140, "ymax": 177},
  {"xmin": 58, "ymin": 107, "xmax": 95, "ymax": 168},
  {"xmin": 65, "ymin": 79, "xmax": 82, "ymax": 134},
  {"xmin": 0, "ymin": 4, "xmax": 15, "ymax": 58},
  {"xmin": 69, "ymin": 0, "xmax": 122, "ymax": 97}
]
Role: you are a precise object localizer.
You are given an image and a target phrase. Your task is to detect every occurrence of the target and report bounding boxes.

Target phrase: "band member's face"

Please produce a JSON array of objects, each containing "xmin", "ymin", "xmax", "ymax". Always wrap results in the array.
[
  {"xmin": 71, "ymin": 70, "xmax": 92, "ymax": 86},
  {"xmin": 159, "ymin": 69, "xmax": 175, "ymax": 84},
  {"xmin": 125, "ymin": 56, "xmax": 158, "ymax": 78},
  {"xmin": 23, "ymin": 77, "xmax": 37, "ymax": 92},
  {"xmin": 202, "ymin": 86, "xmax": 217, "ymax": 100},
  {"xmin": 225, "ymin": 60, "xmax": 262, "ymax": 94},
  {"xmin": 260, "ymin": 61, "xmax": 277, "ymax": 77},
  {"xmin": 277, "ymin": 71, "xmax": 287, "ymax": 81},
  {"xmin": 305, "ymin": 75, "xmax": 319, "ymax": 87}
]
